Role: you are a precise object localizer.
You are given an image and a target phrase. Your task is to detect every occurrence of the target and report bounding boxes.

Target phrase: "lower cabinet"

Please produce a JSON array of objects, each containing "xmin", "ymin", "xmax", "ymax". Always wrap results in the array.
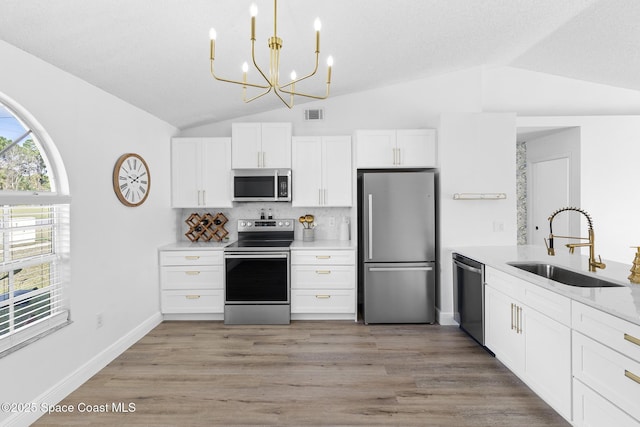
[
  {"xmin": 290, "ymin": 249, "xmax": 356, "ymax": 320},
  {"xmin": 572, "ymin": 301, "xmax": 640, "ymax": 426},
  {"xmin": 484, "ymin": 267, "xmax": 571, "ymax": 421},
  {"xmin": 159, "ymin": 249, "xmax": 224, "ymax": 318}
]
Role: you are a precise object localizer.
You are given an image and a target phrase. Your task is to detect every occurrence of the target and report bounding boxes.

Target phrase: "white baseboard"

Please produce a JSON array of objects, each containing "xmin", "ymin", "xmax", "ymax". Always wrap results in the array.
[
  {"xmin": 7, "ymin": 312, "xmax": 163, "ymax": 427},
  {"xmin": 436, "ymin": 309, "xmax": 458, "ymax": 326}
]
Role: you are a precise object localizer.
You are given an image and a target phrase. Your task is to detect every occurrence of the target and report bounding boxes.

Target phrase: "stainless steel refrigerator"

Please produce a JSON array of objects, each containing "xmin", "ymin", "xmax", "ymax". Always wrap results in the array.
[{"xmin": 358, "ymin": 171, "xmax": 436, "ymax": 324}]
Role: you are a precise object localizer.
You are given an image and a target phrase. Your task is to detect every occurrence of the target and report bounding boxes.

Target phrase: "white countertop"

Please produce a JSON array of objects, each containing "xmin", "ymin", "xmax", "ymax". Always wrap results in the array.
[
  {"xmin": 452, "ymin": 245, "xmax": 640, "ymax": 326},
  {"xmin": 290, "ymin": 240, "xmax": 356, "ymax": 250},
  {"xmin": 159, "ymin": 241, "xmax": 232, "ymax": 251}
]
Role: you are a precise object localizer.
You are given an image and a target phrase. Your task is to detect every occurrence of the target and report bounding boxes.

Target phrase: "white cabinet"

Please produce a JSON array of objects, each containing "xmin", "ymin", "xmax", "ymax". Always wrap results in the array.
[
  {"xmin": 572, "ymin": 301, "xmax": 640, "ymax": 425},
  {"xmin": 159, "ymin": 250, "xmax": 224, "ymax": 316},
  {"xmin": 292, "ymin": 136, "xmax": 352, "ymax": 207},
  {"xmin": 484, "ymin": 267, "xmax": 572, "ymax": 421},
  {"xmin": 291, "ymin": 249, "xmax": 356, "ymax": 320},
  {"xmin": 355, "ymin": 129, "xmax": 436, "ymax": 168},
  {"xmin": 232, "ymin": 122, "xmax": 292, "ymax": 169},
  {"xmin": 171, "ymin": 137, "xmax": 232, "ymax": 208}
]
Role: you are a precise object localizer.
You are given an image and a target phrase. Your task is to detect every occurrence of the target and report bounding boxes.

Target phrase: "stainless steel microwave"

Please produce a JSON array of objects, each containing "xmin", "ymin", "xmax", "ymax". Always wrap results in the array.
[{"xmin": 232, "ymin": 169, "xmax": 291, "ymax": 202}]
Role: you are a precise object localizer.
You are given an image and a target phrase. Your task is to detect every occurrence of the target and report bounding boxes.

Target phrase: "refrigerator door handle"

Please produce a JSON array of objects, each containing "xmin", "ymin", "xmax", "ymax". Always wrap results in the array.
[
  {"xmin": 368, "ymin": 194, "xmax": 373, "ymax": 260},
  {"xmin": 368, "ymin": 267, "xmax": 433, "ymax": 272}
]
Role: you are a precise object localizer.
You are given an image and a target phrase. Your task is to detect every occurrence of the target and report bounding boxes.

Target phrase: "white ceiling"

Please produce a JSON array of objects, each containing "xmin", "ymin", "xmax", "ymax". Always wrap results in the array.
[{"xmin": 1, "ymin": 0, "xmax": 638, "ymax": 130}]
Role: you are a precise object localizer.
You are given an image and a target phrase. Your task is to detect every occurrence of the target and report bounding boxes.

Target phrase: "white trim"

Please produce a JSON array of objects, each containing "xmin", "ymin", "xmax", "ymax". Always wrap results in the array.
[
  {"xmin": 436, "ymin": 308, "xmax": 457, "ymax": 326},
  {"xmin": 5, "ymin": 312, "xmax": 163, "ymax": 427}
]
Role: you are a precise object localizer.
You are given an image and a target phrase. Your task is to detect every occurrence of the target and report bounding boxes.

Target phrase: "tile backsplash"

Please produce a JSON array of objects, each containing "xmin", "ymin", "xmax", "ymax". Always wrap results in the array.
[{"xmin": 177, "ymin": 203, "xmax": 352, "ymax": 242}]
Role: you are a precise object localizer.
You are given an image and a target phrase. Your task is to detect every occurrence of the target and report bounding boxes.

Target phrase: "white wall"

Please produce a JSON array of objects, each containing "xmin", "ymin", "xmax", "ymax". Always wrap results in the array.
[
  {"xmin": 0, "ymin": 40, "xmax": 177, "ymax": 425},
  {"xmin": 438, "ymin": 113, "xmax": 518, "ymax": 324}
]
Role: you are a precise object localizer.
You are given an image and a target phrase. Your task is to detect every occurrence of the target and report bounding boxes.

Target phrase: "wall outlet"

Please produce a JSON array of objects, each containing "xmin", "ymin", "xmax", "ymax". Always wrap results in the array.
[
  {"xmin": 493, "ymin": 221, "xmax": 504, "ymax": 232},
  {"xmin": 96, "ymin": 312, "xmax": 103, "ymax": 329},
  {"xmin": 328, "ymin": 216, "xmax": 336, "ymax": 227}
]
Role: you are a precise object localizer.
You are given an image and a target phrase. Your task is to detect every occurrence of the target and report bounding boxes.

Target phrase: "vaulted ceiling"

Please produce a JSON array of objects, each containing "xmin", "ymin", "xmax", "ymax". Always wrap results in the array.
[{"xmin": 1, "ymin": 0, "xmax": 638, "ymax": 130}]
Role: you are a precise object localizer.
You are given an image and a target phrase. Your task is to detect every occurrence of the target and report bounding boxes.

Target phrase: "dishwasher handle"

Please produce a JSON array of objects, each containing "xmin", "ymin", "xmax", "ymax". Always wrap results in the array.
[{"xmin": 453, "ymin": 259, "xmax": 483, "ymax": 274}]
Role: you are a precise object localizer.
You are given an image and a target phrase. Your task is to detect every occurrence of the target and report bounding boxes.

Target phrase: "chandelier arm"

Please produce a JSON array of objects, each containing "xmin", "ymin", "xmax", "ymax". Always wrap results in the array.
[
  {"xmin": 279, "ymin": 53, "xmax": 320, "ymax": 89},
  {"xmin": 250, "ymin": 40, "xmax": 274, "ymax": 88},
  {"xmin": 244, "ymin": 86, "xmax": 273, "ymax": 103},
  {"xmin": 276, "ymin": 83, "xmax": 330, "ymax": 101},
  {"xmin": 272, "ymin": 87, "xmax": 295, "ymax": 109},
  {"xmin": 210, "ymin": 61, "xmax": 270, "ymax": 89}
]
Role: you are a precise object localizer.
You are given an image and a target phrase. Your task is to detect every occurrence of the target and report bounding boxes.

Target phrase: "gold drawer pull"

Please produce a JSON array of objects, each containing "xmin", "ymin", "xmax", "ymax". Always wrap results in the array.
[
  {"xmin": 185, "ymin": 271, "xmax": 201, "ymax": 276},
  {"xmin": 624, "ymin": 333, "xmax": 640, "ymax": 347},
  {"xmin": 510, "ymin": 303, "xmax": 515, "ymax": 330},
  {"xmin": 185, "ymin": 256, "xmax": 200, "ymax": 260},
  {"xmin": 185, "ymin": 295, "xmax": 201, "ymax": 300},
  {"xmin": 315, "ymin": 270, "xmax": 331, "ymax": 275},
  {"xmin": 315, "ymin": 295, "xmax": 331, "ymax": 299},
  {"xmin": 316, "ymin": 255, "xmax": 331, "ymax": 259},
  {"xmin": 625, "ymin": 370, "xmax": 640, "ymax": 385}
]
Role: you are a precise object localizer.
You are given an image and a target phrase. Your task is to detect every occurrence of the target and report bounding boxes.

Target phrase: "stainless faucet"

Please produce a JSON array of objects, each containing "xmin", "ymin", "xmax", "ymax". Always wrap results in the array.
[{"xmin": 544, "ymin": 207, "xmax": 606, "ymax": 272}]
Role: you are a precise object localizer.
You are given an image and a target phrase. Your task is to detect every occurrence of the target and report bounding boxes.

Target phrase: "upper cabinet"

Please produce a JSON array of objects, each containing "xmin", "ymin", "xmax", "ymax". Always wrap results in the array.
[
  {"xmin": 355, "ymin": 129, "xmax": 437, "ymax": 168},
  {"xmin": 232, "ymin": 122, "xmax": 292, "ymax": 169},
  {"xmin": 292, "ymin": 136, "xmax": 352, "ymax": 207},
  {"xmin": 171, "ymin": 137, "xmax": 232, "ymax": 208}
]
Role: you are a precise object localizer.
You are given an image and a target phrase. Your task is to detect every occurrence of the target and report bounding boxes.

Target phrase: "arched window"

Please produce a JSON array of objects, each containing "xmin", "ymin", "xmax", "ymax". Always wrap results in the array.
[{"xmin": 0, "ymin": 94, "xmax": 70, "ymax": 355}]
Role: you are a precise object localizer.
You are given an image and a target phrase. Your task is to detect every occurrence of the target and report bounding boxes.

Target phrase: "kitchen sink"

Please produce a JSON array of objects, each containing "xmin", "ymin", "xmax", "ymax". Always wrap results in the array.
[{"xmin": 507, "ymin": 262, "xmax": 624, "ymax": 288}]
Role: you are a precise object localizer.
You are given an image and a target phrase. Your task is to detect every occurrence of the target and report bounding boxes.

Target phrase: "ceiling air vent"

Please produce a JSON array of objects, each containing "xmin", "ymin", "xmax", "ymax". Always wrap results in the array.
[{"xmin": 304, "ymin": 108, "xmax": 324, "ymax": 121}]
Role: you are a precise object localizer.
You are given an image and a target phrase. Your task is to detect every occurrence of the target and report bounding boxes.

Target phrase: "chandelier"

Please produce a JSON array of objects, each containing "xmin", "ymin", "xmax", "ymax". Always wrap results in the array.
[{"xmin": 209, "ymin": 0, "xmax": 333, "ymax": 108}]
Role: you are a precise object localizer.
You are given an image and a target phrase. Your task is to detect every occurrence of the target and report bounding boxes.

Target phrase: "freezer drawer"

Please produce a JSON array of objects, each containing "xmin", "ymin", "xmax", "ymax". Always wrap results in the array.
[{"xmin": 364, "ymin": 262, "xmax": 435, "ymax": 324}]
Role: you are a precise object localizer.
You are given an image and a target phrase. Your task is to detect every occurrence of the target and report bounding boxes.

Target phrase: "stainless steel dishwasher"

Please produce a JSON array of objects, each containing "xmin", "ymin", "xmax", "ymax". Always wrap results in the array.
[{"xmin": 452, "ymin": 253, "xmax": 485, "ymax": 346}]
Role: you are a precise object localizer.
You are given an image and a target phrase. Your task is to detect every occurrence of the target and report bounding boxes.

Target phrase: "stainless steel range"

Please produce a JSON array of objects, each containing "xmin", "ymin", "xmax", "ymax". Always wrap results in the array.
[{"xmin": 223, "ymin": 219, "xmax": 294, "ymax": 325}]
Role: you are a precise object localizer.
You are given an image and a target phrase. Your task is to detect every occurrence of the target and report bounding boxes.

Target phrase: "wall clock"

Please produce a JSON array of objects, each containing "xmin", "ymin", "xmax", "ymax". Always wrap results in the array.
[{"xmin": 113, "ymin": 153, "xmax": 150, "ymax": 207}]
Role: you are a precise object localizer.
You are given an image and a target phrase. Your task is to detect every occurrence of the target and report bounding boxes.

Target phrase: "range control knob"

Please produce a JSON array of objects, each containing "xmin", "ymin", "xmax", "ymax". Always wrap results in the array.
[
  {"xmin": 239, "ymin": 221, "xmax": 246, "ymax": 227},
  {"xmin": 278, "ymin": 221, "xmax": 283, "ymax": 227},
  {"xmin": 246, "ymin": 221, "xmax": 252, "ymax": 227},
  {"xmin": 284, "ymin": 221, "xmax": 290, "ymax": 227}
]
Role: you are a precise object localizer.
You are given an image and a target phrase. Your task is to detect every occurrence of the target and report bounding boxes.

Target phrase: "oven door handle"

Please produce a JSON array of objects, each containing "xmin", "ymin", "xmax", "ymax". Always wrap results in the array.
[{"xmin": 224, "ymin": 253, "xmax": 288, "ymax": 259}]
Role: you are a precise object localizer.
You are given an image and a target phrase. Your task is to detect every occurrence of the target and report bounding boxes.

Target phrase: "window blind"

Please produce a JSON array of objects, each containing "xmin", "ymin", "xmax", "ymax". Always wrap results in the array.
[{"xmin": 0, "ymin": 203, "xmax": 70, "ymax": 354}]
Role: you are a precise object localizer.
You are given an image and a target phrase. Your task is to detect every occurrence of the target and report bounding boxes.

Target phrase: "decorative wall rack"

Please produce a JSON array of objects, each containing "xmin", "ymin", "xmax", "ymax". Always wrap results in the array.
[{"xmin": 453, "ymin": 193, "xmax": 507, "ymax": 200}]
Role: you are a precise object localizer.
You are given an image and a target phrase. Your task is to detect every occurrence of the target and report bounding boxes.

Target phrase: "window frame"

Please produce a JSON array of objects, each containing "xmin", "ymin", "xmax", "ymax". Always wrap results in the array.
[{"xmin": 0, "ymin": 94, "xmax": 71, "ymax": 357}]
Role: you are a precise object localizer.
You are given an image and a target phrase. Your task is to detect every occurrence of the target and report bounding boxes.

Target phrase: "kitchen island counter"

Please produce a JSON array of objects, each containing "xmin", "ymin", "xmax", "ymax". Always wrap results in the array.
[{"xmin": 451, "ymin": 245, "xmax": 640, "ymax": 326}]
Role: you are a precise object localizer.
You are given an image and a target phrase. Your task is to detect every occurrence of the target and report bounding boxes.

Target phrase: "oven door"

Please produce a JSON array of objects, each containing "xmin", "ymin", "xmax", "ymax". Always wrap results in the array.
[{"xmin": 224, "ymin": 252, "xmax": 290, "ymax": 304}]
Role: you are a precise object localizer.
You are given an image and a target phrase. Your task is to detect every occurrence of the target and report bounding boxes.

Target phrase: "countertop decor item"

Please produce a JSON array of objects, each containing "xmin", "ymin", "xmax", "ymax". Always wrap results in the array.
[
  {"xmin": 630, "ymin": 246, "xmax": 640, "ymax": 284},
  {"xmin": 208, "ymin": 0, "xmax": 333, "ymax": 109},
  {"xmin": 112, "ymin": 153, "xmax": 150, "ymax": 207},
  {"xmin": 185, "ymin": 212, "xmax": 228, "ymax": 242}
]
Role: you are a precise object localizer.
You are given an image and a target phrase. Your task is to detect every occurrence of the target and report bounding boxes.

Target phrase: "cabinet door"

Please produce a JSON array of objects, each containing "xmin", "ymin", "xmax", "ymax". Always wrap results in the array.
[
  {"xmin": 573, "ymin": 379, "xmax": 640, "ymax": 427},
  {"xmin": 355, "ymin": 130, "xmax": 396, "ymax": 168},
  {"xmin": 396, "ymin": 129, "xmax": 437, "ymax": 167},
  {"xmin": 201, "ymin": 137, "xmax": 232, "ymax": 207},
  {"xmin": 261, "ymin": 122, "xmax": 292, "ymax": 168},
  {"xmin": 292, "ymin": 136, "xmax": 322, "ymax": 207},
  {"xmin": 232, "ymin": 123, "xmax": 262, "ymax": 168},
  {"xmin": 523, "ymin": 305, "xmax": 572, "ymax": 420},
  {"xmin": 485, "ymin": 285, "xmax": 524, "ymax": 374},
  {"xmin": 322, "ymin": 136, "xmax": 352, "ymax": 206},
  {"xmin": 171, "ymin": 138, "xmax": 200, "ymax": 207}
]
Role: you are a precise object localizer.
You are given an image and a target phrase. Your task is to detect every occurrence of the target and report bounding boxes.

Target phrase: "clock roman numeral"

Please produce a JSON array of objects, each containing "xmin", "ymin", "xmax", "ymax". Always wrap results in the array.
[
  {"xmin": 120, "ymin": 183, "xmax": 128, "ymax": 191},
  {"xmin": 139, "ymin": 186, "xmax": 146, "ymax": 194}
]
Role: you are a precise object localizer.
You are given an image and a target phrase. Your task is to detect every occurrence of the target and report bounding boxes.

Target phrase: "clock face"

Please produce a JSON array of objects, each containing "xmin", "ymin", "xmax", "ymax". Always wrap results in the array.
[{"xmin": 113, "ymin": 153, "xmax": 150, "ymax": 207}]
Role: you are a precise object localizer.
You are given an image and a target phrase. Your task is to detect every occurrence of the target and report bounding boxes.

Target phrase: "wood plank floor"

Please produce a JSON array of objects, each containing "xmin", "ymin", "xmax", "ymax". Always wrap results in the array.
[{"xmin": 35, "ymin": 321, "xmax": 569, "ymax": 426}]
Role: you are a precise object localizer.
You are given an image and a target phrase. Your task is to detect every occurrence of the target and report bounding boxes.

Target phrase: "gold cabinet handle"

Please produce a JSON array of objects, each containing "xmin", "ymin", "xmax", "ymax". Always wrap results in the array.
[
  {"xmin": 624, "ymin": 333, "xmax": 640, "ymax": 347},
  {"xmin": 186, "ymin": 295, "xmax": 201, "ymax": 300},
  {"xmin": 625, "ymin": 370, "xmax": 640, "ymax": 385},
  {"xmin": 185, "ymin": 256, "xmax": 200, "ymax": 260},
  {"xmin": 315, "ymin": 270, "xmax": 331, "ymax": 275},
  {"xmin": 185, "ymin": 271, "xmax": 201, "ymax": 275},
  {"xmin": 315, "ymin": 295, "xmax": 331, "ymax": 299},
  {"xmin": 316, "ymin": 255, "xmax": 331, "ymax": 259},
  {"xmin": 517, "ymin": 306, "xmax": 523, "ymax": 334}
]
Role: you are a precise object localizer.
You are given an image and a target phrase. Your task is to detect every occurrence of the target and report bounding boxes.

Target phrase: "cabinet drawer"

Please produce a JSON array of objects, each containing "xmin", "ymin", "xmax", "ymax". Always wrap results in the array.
[
  {"xmin": 291, "ymin": 265, "xmax": 355, "ymax": 289},
  {"xmin": 161, "ymin": 265, "xmax": 223, "ymax": 290},
  {"xmin": 160, "ymin": 250, "xmax": 223, "ymax": 266},
  {"xmin": 291, "ymin": 289, "xmax": 355, "ymax": 314},
  {"xmin": 573, "ymin": 379, "xmax": 639, "ymax": 427},
  {"xmin": 161, "ymin": 290, "xmax": 223, "ymax": 314},
  {"xmin": 573, "ymin": 331, "xmax": 640, "ymax": 421},
  {"xmin": 291, "ymin": 250, "xmax": 355, "ymax": 265},
  {"xmin": 572, "ymin": 300, "xmax": 640, "ymax": 363},
  {"xmin": 485, "ymin": 267, "xmax": 524, "ymax": 301}
]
